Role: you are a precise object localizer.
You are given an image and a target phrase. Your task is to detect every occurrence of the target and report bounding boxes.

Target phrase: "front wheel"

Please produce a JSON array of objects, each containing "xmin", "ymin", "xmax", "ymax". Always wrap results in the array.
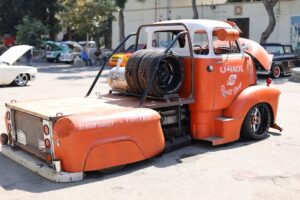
[
  {"xmin": 14, "ymin": 74, "xmax": 29, "ymax": 86},
  {"xmin": 272, "ymin": 65, "xmax": 281, "ymax": 78},
  {"xmin": 241, "ymin": 103, "xmax": 271, "ymax": 140}
]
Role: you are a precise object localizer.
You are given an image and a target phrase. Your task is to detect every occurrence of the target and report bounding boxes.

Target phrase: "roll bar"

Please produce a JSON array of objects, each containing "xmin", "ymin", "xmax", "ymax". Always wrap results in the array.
[
  {"xmin": 86, "ymin": 33, "xmax": 136, "ymax": 97},
  {"xmin": 86, "ymin": 22, "xmax": 195, "ymax": 108}
]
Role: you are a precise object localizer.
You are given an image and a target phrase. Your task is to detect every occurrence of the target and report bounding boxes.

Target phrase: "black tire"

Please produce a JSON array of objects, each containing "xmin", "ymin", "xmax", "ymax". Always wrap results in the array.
[
  {"xmin": 138, "ymin": 50, "xmax": 164, "ymax": 93},
  {"xmin": 125, "ymin": 50, "xmax": 153, "ymax": 93},
  {"xmin": 241, "ymin": 103, "xmax": 272, "ymax": 140},
  {"xmin": 13, "ymin": 74, "xmax": 29, "ymax": 86},
  {"xmin": 139, "ymin": 51, "xmax": 184, "ymax": 97},
  {"xmin": 271, "ymin": 65, "xmax": 282, "ymax": 79}
]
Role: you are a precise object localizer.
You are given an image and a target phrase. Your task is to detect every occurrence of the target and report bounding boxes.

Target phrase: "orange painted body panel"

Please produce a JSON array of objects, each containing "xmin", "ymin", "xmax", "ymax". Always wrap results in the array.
[
  {"xmin": 84, "ymin": 140, "xmax": 145, "ymax": 171},
  {"xmin": 214, "ymin": 28, "xmax": 240, "ymax": 41},
  {"xmin": 213, "ymin": 117, "xmax": 243, "ymax": 145},
  {"xmin": 223, "ymin": 85, "xmax": 281, "ymax": 121},
  {"xmin": 239, "ymin": 38, "xmax": 273, "ymax": 70},
  {"xmin": 53, "ymin": 108, "xmax": 165, "ymax": 172},
  {"xmin": 180, "ymin": 55, "xmax": 270, "ymax": 144}
]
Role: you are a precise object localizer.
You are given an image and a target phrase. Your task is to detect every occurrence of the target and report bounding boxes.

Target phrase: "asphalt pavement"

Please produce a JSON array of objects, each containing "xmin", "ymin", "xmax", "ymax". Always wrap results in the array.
[{"xmin": 0, "ymin": 62, "xmax": 299, "ymax": 200}]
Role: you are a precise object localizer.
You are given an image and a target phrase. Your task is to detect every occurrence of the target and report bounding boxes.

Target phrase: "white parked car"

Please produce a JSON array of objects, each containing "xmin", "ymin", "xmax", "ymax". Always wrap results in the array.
[
  {"xmin": 59, "ymin": 41, "xmax": 83, "ymax": 63},
  {"xmin": 0, "ymin": 45, "xmax": 37, "ymax": 86}
]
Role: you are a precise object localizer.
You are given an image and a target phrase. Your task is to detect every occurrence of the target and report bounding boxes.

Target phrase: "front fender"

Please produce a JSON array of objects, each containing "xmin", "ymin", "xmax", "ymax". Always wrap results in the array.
[{"xmin": 223, "ymin": 85, "xmax": 281, "ymax": 123}]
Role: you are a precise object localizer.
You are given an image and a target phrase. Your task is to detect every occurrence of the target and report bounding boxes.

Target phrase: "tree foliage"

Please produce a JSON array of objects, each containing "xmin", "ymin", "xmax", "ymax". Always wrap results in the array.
[
  {"xmin": 59, "ymin": 0, "xmax": 115, "ymax": 39},
  {"xmin": 0, "ymin": 0, "xmax": 61, "ymax": 39},
  {"xmin": 15, "ymin": 16, "xmax": 49, "ymax": 46}
]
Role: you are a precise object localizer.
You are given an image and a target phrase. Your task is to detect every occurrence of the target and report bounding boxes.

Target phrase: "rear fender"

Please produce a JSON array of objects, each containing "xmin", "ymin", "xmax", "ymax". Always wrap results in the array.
[
  {"xmin": 223, "ymin": 85, "xmax": 280, "ymax": 123},
  {"xmin": 83, "ymin": 136, "xmax": 146, "ymax": 171}
]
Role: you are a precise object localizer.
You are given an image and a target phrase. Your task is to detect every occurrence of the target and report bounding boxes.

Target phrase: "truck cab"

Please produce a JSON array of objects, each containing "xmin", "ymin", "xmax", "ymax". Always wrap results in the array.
[{"xmin": 1, "ymin": 20, "xmax": 281, "ymax": 182}]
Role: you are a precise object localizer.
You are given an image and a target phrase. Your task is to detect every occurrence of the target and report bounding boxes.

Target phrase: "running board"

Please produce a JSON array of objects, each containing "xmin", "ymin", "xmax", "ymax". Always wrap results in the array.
[{"xmin": 201, "ymin": 136, "xmax": 226, "ymax": 146}]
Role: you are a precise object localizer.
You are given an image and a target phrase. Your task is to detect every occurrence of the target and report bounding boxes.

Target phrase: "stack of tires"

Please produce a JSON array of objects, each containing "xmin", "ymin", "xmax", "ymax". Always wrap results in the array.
[{"xmin": 125, "ymin": 49, "xmax": 184, "ymax": 97}]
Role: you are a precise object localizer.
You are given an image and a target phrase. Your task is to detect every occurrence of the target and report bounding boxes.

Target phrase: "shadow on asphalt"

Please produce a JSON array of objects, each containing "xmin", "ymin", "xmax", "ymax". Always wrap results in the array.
[{"xmin": 0, "ymin": 135, "xmax": 276, "ymax": 193}]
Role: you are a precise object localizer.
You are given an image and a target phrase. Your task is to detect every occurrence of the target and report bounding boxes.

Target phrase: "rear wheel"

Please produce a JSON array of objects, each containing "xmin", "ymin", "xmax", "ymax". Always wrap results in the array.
[
  {"xmin": 241, "ymin": 103, "xmax": 271, "ymax": 140},
  {"xmin": 272, "ymin": 65, "xmax": 281, "ymax": 78},
  {"xmin": 14, "ymin": 74, "xmax": 29, "ymax": 86}
]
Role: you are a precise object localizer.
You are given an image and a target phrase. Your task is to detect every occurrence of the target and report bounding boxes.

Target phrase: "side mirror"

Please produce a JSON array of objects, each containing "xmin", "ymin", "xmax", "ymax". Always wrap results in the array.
[{"xmin": 213, "ymin": 28, "xmax": 240, "ymax": 41}]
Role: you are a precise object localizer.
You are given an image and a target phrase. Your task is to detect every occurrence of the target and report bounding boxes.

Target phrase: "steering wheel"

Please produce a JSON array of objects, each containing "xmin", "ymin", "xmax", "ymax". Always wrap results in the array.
[{"xmin": 193, "ymin": 45, "xmax": 203, "ymax": 54}]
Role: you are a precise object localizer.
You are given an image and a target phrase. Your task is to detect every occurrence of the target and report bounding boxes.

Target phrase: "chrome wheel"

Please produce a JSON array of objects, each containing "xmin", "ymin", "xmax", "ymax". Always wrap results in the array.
[
  {"xmin": 241, "ymin": 103, "xmax": 271, "ymax": 140},
  {"xmin": 250, "ymin": 107, "xmax": 261, "ymax": 133},
  {"xmin": 14, "ymin": 74, "xmax": 29, "ymax": 86}
]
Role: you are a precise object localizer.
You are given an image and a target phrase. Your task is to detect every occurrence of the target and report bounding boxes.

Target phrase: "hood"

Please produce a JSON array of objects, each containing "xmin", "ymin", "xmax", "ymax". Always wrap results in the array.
[
  {"xmin": 239, "ymin": 38, "xmax": 273, "ymax": 71},
  {"xmin": 0, "ymin": 45, "xmax": 33, "ymax": 65}
]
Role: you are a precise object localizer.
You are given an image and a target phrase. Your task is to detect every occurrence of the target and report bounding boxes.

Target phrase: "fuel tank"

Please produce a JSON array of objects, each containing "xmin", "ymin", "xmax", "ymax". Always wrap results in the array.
[{"xmin": 107, "ymin": 67, "xmax": 128, "ymax": 91}]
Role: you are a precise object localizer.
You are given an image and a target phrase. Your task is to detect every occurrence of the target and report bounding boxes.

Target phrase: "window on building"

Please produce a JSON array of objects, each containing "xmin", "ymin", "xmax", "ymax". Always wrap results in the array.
[{"xmin": 193, "ymin": 30, "xmax": 209, "ymax": 55}]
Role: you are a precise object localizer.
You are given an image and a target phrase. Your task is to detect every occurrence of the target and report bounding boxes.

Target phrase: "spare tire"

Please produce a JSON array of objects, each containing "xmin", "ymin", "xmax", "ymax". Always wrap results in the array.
[
  {"xmin": 125, "ymin": 49, "xmax": 154, "ymax": 93},
  {"xmin": 138, "ymin": 50, "xmax": 184, "ymax": 97}
]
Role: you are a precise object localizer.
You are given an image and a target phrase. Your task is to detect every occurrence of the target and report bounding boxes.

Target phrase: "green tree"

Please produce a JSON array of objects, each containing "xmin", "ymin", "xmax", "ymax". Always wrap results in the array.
[
  {"xmin": 0, "ymin": 0, "xmax": 61, "ymax": 39},
  {"xmin": 15, "ymin": 16, "xmax": 48, "ymax": 46},
  {"xmin": 59, "ymin": 0, "xmax": 115, "ymax": 47}
]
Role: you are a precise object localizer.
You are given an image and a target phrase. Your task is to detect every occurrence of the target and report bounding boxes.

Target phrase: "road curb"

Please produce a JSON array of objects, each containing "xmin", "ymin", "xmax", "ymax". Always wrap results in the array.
[{"xmin": 290, "ymin": 68, "xmax": 300, "ymax": 83}]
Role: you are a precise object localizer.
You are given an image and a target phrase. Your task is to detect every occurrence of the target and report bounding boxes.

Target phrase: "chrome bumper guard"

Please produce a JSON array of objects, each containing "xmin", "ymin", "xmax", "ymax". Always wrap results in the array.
[{"xmin": 1, "ymin": 145, "xmax": 84, "ymax": 183}]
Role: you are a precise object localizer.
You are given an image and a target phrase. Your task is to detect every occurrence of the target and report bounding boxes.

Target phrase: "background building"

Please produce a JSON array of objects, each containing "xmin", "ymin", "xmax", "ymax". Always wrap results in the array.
[{"xmin": 112, "ymin": 0, "xmax": 300, "ymax": 54}]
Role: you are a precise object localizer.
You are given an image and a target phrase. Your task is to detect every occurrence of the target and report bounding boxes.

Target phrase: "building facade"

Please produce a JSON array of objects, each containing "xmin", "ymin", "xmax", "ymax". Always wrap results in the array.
[{"xmin": 112, "ymin": 0, "xmax": 300, "ymax": 54}]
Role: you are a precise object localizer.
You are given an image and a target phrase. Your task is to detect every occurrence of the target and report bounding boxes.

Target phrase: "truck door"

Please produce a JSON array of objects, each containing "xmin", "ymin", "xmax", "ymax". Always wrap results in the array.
[{"xmin": 211, "ymin": 32, "xmax": 249, "ymax": 110}]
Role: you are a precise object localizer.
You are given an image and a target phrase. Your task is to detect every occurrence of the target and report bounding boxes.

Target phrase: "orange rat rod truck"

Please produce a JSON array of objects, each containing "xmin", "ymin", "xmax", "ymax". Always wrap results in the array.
[{"xmin": 1, "ymin": 20, "xmax": 282, "ymax": 182}]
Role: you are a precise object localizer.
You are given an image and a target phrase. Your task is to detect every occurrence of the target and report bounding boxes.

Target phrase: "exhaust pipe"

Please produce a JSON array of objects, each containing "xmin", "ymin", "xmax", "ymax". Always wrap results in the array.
[{"xmin": 271, "ymin": 123, "xmax": 283, "ymax": 132}]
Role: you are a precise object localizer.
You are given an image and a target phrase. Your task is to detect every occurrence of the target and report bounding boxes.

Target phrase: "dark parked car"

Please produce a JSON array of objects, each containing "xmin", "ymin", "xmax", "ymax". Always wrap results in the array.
[{"xmin": 256, "ymin": 43, "xmax": 300, "ymax": 78}]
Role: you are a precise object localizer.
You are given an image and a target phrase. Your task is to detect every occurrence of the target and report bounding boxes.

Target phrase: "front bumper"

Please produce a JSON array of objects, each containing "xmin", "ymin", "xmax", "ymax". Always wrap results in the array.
[{"xmin": 1, "ymin": 145, "xmax": 84, "ymax": 182}]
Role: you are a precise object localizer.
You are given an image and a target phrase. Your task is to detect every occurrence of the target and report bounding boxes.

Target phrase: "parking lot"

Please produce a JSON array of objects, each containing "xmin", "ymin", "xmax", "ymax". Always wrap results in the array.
[{"xmin": 0, "ymin": 62, "xmax": 300, "ymax": 200}]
